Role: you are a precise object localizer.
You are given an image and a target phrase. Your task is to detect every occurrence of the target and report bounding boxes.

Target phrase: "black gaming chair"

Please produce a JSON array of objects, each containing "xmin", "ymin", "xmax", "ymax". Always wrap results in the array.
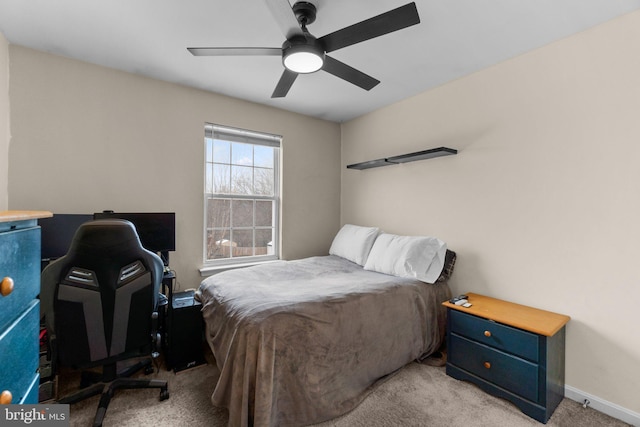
[{"xmin": 41, "ymin": 219, "xmax": 169, "ymax": 427}]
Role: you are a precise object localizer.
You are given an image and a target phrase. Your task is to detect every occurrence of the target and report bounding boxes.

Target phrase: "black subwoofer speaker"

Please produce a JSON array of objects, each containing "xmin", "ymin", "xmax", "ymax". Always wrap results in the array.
[{"xmin": 164, "ymin": 290, "xmax": 206, "ymax": 372}]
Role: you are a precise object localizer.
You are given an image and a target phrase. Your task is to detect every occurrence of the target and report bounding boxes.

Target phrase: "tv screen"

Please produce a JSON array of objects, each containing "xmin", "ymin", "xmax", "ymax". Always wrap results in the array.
[
  {"xmin": 40, "ymin": 214, "xmax": 94, "ymax": 261},
  {"xmin": 93, "ymin": 211, "xmax": 176, "ymax": 262}
]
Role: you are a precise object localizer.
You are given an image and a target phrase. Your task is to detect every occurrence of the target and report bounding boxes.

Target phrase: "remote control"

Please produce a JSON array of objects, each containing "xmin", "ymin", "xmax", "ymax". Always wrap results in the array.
[
  {"xmin": 454, "ymin": 299, "xmax": 468, "ymax": 306},
  {"xmin": 449, "ymin": 294, "xmax": 469, "ymax": 304}
]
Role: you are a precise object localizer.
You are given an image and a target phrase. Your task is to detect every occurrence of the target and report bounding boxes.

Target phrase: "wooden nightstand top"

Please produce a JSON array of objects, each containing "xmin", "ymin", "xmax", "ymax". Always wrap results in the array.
[{"xmin": 443, "ymin": 292, "xmax": 570, "ymax": 337}]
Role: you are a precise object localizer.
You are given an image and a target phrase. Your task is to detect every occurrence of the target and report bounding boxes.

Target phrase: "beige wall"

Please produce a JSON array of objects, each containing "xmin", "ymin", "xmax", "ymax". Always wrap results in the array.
[
  {"xmin": 0, "ymin": 32, "xmax": 9, "ymax": 210},
  {"xmin": 8, "ymin": 46, "xmax": 341, "ymax": 288},
  {"xmin": 342, "ymin": 11, "xmax": 640, "ymax": 416}
]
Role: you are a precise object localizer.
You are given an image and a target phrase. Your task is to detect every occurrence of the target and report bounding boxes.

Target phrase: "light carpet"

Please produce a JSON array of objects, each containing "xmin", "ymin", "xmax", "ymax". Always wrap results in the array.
[{"xmin": 59, "ymin": 350, "xmax": 631, "ymax": 427}]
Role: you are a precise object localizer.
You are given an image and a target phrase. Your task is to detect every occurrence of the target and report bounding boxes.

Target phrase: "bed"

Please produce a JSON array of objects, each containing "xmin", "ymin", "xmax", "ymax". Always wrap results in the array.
[{"xmin": 197, "ymin": 225, "xmax": 456, "ymax": 427}]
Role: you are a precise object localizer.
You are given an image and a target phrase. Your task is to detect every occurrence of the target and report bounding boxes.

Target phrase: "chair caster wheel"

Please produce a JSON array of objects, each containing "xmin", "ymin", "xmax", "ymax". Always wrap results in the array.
[
  {"xmin": 160, "ymin": 389, "xmax": 169, "ymax": 401},
  {"xmin": 144, "ymin": 365, "xmax": 154, "ymax": 375}
]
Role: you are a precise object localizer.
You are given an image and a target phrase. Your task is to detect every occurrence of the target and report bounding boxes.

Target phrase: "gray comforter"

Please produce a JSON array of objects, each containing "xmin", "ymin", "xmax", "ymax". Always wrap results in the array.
[{"xmin": 197, "ymin": 255, "xmax": 451, "ymax": 427}]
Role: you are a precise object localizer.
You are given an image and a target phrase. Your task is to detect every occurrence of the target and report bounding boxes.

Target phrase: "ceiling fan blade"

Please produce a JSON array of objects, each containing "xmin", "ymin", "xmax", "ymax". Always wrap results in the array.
[
  {"xmin": 318, "ymin": 2, "xmax": 420, "ymax": 53},
  {"xmin": 321, "ymin": 56, "xmax": 380, "ymax": 91},
  {"xmin": 188, "ymin": 47, "xmax": 281, "ymax": 56},
  {"xmin": 271, "ymin": 69, "xmax": 298, "ymax": 98},
  {"xmin": 264, "ymin": 0, "xmax": 304, "ymax": 40}
]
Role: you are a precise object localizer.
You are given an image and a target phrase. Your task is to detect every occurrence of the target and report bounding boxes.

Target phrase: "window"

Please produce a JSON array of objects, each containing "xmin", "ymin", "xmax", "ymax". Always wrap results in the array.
[{"xmin": 204, "ymin": 124, "xmax": 280, "ymax": 266}]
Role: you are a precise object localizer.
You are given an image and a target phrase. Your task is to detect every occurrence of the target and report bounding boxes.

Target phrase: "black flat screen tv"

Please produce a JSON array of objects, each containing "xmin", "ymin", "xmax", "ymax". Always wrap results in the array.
[
  {"xmin": 40, "ymin": 214, "xmax": 94, "ymax": 261},
  {"xmin": 93, "ymin": 211, "xmax": 176, "ymax": 265}
]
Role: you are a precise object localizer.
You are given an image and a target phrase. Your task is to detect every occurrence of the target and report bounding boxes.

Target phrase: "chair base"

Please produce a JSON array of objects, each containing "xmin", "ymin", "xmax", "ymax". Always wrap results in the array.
[{"xmin": 58, "ymin": 358, "xmax": 169, "ymax": 427}]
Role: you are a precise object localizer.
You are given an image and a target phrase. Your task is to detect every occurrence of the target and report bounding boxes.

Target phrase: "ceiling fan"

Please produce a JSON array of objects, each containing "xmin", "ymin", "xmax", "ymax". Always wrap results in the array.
[{"xmin": 187, "ymin": 1, "xmax": 420, "ymax": 98}]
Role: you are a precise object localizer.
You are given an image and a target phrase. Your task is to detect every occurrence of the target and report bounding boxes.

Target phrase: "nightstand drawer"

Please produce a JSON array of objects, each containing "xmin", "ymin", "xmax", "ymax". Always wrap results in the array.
[
  {"xmin": 449, "ymin": 309, "xmax": 539, "ymax": 362},
  {"xmin": 449, "ymin": 334, "xmax": 539, "ymax": 402}
]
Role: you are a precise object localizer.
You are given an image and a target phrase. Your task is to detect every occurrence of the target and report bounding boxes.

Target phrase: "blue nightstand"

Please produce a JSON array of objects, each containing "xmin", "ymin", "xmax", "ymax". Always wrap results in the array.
[{"xmin": 443, "ymin": 293, "xmax": 570, "ymax": 423}]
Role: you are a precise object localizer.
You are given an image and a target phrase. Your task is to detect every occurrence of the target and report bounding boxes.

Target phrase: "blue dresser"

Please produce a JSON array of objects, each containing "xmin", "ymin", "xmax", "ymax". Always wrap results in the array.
[
  {"xmin": 0, "ymin": 211, "xmax": 51, "ymax": 405},
  {"xmin": 444, "ymin": 293, "xmax": 570, "ymax": 423}
]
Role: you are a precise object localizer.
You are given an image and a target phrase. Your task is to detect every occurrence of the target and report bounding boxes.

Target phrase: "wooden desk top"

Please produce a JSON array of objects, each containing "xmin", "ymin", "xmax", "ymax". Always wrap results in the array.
[
  {"xmin": 443, "ymin": 292, "xmax": 570, "ymax": 337},
  {"xmin": 0, "ymin": 210, "xmax": 53, "ymax": 223}
]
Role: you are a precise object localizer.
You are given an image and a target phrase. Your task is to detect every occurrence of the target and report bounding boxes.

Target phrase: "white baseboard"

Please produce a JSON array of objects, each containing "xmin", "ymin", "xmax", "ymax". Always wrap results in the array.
[{"xmin": 565, "ymin": 385, "xmax": 640, "ymax": 426}]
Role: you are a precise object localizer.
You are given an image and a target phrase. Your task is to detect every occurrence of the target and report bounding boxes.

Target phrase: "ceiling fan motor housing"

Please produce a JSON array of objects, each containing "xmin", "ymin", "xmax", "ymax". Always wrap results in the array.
[
  {"xmin": 282, "ymin": 34, "xmax": 325, "ymax": 73},
  {"xmin": 283, "ymin": 2, "xmax": 323, "ymax": 73}
]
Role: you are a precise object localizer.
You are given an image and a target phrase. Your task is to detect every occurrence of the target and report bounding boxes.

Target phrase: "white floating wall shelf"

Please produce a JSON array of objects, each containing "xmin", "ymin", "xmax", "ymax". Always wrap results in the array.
[{"xmin": 346, "ymin": 147, "xmax": 457, "ymax": 170}]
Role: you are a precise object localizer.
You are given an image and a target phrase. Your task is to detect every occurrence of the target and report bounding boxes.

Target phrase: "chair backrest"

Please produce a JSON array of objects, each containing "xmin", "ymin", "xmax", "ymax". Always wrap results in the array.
[{"xmin": 41, "ymin": 219, "xmax": 164, "ymax": 368}]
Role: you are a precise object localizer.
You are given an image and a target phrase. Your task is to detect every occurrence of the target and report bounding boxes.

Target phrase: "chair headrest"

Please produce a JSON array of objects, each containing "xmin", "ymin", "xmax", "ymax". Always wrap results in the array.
[{"xmin": 69, "ymin": 219, "xmax": 143, "ymax": 255}]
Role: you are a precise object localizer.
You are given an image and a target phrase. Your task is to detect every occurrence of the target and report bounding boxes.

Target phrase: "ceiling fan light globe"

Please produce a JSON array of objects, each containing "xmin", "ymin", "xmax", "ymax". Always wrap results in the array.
[{"xmin": 284, "ymin": 50, "xmax": 323, "ymax": 73}]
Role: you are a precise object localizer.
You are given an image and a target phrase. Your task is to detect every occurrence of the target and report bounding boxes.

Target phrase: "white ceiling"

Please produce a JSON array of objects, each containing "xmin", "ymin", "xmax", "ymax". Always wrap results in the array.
[{"xmin": 1, "ymin": 0, "xmax": 639, "ymax": 122}]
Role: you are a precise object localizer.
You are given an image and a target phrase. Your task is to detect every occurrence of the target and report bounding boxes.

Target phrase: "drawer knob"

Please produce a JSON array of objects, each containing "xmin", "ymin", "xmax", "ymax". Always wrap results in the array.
[
  {"xmin": 484, "ymin": 361, "xmax": 491, "ymax": 369},
  {"xmin": 0, "ymin": 390, "xmax": 12, "ymax": 404},
  {"xmin": 1, "ymin": 277, "xmax": 14, "ymax": 297},
  {"xmin": 484, "ymin": 330, "xmax": 491, "ymax": 338}
]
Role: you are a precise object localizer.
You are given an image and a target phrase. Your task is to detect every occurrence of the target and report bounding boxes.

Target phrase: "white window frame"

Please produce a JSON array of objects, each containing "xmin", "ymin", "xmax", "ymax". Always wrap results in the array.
[{"xmin": 203, "ymin": 123, "xmax": 281, "ymax": 269}]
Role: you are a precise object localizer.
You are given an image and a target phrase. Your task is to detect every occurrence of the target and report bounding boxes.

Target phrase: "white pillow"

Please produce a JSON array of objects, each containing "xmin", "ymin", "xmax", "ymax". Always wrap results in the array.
[
  {"xmin": 329, "ymin": 224, "xmax": 380, "ymax": 266},
  {"xmin": 364, "ymin": 233, "xmax": 447, "ymax": 283}
]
